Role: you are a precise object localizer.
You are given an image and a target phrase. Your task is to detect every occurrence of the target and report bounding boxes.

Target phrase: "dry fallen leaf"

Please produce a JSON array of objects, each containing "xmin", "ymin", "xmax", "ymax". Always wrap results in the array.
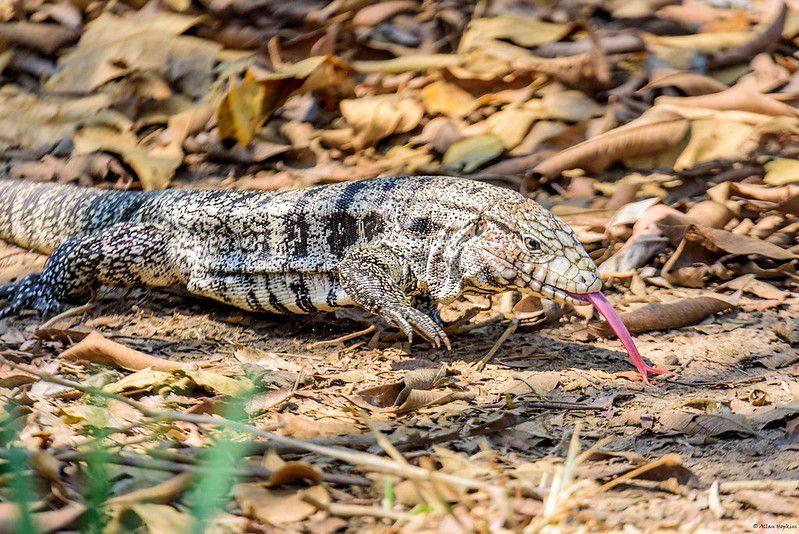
[
  {"xmin": 341, "ymin": 94, "xmax": 424, "ymax": 149},
  {"xmin": 234, "ymin": 483, "xmax": 329, "ymax": 524},
  {"xmin": 73, "ymin": 126, "xmax": 182, "ymax": 190},
  {"xmin": 534, "ymin": 108, "xmax": 689, "ymax": 177},
  {"xmin": 61, "ymin": 331, "xmax": 190, "ymax": 372},
  {"xmin": 443, "ymin": 134, "xmax": 505, "ymax": 173},
  {"xmin": 591, "ymin": 296, "xmax": 736, "ymax": 337}
]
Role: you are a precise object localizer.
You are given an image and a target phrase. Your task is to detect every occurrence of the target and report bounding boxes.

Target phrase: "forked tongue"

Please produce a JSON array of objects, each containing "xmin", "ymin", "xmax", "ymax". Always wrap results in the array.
[{"xmin": 571, "ymin": 291, "xmax": 675, "ymax": 385}]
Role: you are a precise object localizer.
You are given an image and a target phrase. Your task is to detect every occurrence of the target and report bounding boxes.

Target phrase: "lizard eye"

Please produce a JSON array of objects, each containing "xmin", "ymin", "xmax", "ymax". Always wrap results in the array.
[
  {"xmin": 523, "ymin": 235, "xmax": 541, "ymax": 253},
  {"xmin": 474, "ymin": 219, "xmax": 488, "ymax": 236}
]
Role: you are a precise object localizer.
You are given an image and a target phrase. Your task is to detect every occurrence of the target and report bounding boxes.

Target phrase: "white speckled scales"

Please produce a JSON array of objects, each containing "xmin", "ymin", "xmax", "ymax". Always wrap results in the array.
[{"xmin": 0, "ymin": 176, "xmax": 599, "ymax": 346}]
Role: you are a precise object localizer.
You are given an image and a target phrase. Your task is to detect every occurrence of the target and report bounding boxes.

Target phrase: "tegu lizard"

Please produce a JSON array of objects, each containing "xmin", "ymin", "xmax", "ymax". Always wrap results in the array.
[{"xmin": 0, "ymin": 176, "xmax": 671, "ymax": 383}]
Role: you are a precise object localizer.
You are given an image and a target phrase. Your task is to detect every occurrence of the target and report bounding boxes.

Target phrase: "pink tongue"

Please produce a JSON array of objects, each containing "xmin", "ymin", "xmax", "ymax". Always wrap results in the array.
[{"xmin": 571, "ymin": 291, "xmax": 674, "ymax": 385}]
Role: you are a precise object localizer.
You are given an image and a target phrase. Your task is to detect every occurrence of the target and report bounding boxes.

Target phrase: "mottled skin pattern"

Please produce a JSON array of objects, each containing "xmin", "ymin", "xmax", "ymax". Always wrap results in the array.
[{"xmin": 0, "ymin": 176, "xmax": 600, "ymax": 347}]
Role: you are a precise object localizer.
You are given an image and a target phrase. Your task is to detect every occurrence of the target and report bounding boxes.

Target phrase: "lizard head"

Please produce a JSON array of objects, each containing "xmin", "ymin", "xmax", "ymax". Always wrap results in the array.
[{"xmin": 456, "ymin": 199, "xmax": 601, "ymax": 304}]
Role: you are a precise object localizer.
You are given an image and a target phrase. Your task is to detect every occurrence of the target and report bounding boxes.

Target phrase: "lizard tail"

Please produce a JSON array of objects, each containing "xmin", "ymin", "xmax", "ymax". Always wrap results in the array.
[{"xmin": 0, "ymin": 179, "xmax": 134, "ymax": 254}]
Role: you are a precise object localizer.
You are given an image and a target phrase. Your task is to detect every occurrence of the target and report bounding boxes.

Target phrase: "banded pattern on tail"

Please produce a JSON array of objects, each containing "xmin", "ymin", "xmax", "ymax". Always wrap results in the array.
[{"xmin": 0, "ymin": 180, "xmax": 146, "ymax": 254}]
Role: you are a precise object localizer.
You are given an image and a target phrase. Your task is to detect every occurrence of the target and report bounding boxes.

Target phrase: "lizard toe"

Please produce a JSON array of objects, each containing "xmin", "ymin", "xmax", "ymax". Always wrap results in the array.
[{"xmin": 385, "ymin": 306, "xmax": 449, "ymax": 350}]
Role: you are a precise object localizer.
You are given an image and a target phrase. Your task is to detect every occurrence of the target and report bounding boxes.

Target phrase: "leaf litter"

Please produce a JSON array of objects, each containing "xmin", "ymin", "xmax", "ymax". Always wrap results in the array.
[{"xmin": 1, "ymin": 0, "xmax": 799, "ymax": 531}]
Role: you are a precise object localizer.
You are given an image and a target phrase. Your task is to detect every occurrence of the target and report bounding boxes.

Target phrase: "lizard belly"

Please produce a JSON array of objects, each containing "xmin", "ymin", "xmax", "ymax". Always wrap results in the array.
[{"xmin": 187, "ymin": 272, "xmax": 353, "ymax": 314}]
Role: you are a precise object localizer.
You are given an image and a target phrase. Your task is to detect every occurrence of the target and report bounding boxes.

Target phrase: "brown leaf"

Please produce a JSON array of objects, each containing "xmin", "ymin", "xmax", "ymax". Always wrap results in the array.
[
  {"xmin": 459, "ymin": 14, "xmax": 573, "ymax": 51},
  {"xmin": 0, "ymin": 22, "xmax": 78, "ymax": 55},
  {"xmin": 352, "ymin": 1, "xmax": 417, "ymax": 27},
  {"xmin": 113, "ymin": 504, "xmax": 192, "ymax": 533},
  {"xmin": 673, "ymin": 118, "xmax": 754, "ymax": 171},
  {"xmin": 45, "ymin": 12, "xmax": 220, "ymax": 92},
  {"xmin": 591, "ymin": 296, "xmax": 736, "ymax": 337},
  {"xmin": 534, "ymin": 108, "xmax": 689, "ymax": 178},
  {"xmin": 109, "ymin": 473, "xmax": 195, "ymax": 506},
  {"xmin": 245, "ymin": 388, "xmax": 294, "ymax": 416},
  {"xmin": 73, "ymin": 126, "xmax": 182, "ymax": 190},
  {"xmin": 443, "ymin": 134, "xmax": 505, "ymax": 173},
  {"xmin": 340, "ymin": 94, "xmax": 424, "ymax": 149},
  {"xmin": 656, "ymin": 86, "xmax": 799, "ymax": 118},
  {"xmin": 685, "ymin": 225, "xmax": 798, "ymax": 261},
  {"xmin": 267, "ymin": 462, "xmax": 322, "ymax": 487},
  {"xmin": 234, "ymin": 484, "xmax": 329, "ymax": 524},
  {"xmin": 217, "ymin": 56, "xmax": 354, "ymax": 145},
  {"xmin": 658, "ymin": 411, "xmax": 756, "ymax": 437},
  {"xmin": 421, "ymin": 80, "xmax": 475, "ymax": 118},
  {"xmin": 61, "ymin": 331, "xmax": 190, "ymax": 372},
  {"xmin": 733, "ymin": 490, "xmax": 799, "ymax": 515},
  {"xmin": 216, "ymin": 71, "xmax": 266, "ymax": 146},
  {"xmin": 0, "ymin": 90, "xmax": 125, "ymax": 151},
  {"xmin": 637, "ymin": 69, "xmax": 729, "ymax": 96}
]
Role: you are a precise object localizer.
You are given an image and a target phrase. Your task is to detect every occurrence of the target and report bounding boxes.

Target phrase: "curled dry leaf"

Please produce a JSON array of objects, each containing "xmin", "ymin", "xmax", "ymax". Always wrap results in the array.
[
  {"xmin": 591, "ymin": 296, "xmax": 736, "ymax": 337},
  {"xmin": 459, "ymin": 14, "xmax": 573, "ymax": 51},
  {"xmin": 636, "ymin": 69, "xmax": 729, "ymax": 96},
  {"xmin": 113, "ymin": 504, "xmax": 193, "ymax": 533},
  {"xmin": 45, "ymin": 12, "xmax": 220, "ymax": 93},
  {"xmin": 658, "ymin": 411, "xmax": 756, "ymax": 438},
  {"xmin": 656, "ymin": 86, "xmax": 799, "ymax": 118},
  {"xmin": 109, "ymin": 473, "xmax": 195, "ymax": 506},
  {"xmin": 0, "ymin": 22, "xmax": 78, "ymax": 55},
  {"xmin": 234, "ymin": 483, "xmax": 329, "ymax": 525},
  {"xmin": 764, "ymin": 158, "xmax": 799, "ymax": 186},
  {"xmin": 684, "ymin": 225, "xmax": 798, "ymax": 261},
  {"xmin": 673, "ymin": 118, "xmax": 755, "ymax": 171},
  {"xmin": 217, "ymin": 56, "xmax": 354, "ymax": 145},
  {"xmin": 341, "ymin": 94, "xmax": 424, "ymax": 149},
  {"xmin": 443, "ymin": 134, "xmax": 504, "ymax": 173},
  {"xmin": 352, "ymin": 0, "xmax": 418, "ymax": 27},
  {"xmin": 421, "ymin": 80, "xmax": 475, "ymax": 118},
  {"xmin": 534, "ymin": 108, "xmax": 689, "ymax": 177},
  {"xmin": 60, "ymin": 331, "xmax": 190, "ymax": 372},
  {"xmin": 73, "ymin": 126, "xmax": 182, "ymax": 190},
  {"xmin": 267, "ymin": 461, "xmax": 323, "ymax": 487}
]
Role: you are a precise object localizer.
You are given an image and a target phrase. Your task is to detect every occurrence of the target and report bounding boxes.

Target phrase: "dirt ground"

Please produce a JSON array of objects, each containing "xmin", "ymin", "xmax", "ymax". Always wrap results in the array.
[{"xmin": 2, "ymin": 240, "xmax": 798, "ymax": 532}]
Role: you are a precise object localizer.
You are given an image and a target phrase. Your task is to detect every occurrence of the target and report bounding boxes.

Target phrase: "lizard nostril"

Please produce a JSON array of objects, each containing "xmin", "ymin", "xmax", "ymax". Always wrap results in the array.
[{"xmin": 579, "ymin": 271, "xmax": 597, "ymax": 288}]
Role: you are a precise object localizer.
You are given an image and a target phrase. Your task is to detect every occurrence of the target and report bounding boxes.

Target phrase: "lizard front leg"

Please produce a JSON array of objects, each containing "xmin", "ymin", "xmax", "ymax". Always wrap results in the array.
[
  {"xmin": 338, "ymin": 244, "xmax": 451, "ymax": 350},
  {"xmin": 0, "ymin": 223, "xmax": 181, "ymax": 317}
]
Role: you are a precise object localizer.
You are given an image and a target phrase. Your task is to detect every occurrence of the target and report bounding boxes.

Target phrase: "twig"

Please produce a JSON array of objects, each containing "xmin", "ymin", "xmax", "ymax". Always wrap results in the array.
[
  {"xmin": 593, "ymin": 453, "xmax": 682, "ymax": 494},
  {"xmin": 0, "ymin": 358, "xmax": 509, "ymax": 494},
  {"xmin": 449, "ymin": 313, "xmax": 505, "ymax": 335},
  {"xmin": 308, "ymin": 325, "xmax": 377, "ymax": 348},
  {"xmin": 718, "ymin": 479, "xmax": 799, "ymax": 493},
  {"xmin": 23, "ymin": 449, "xmax": 369, "ymax": 487},
  {"xmin": 473, "ymin": 318, "xmax": 518, "ymax": 371},
  {"xmin": 302, "ymin": 494, "xmax": 412, "ymax": 521},
  {"xmin": 36, "ymin": 302, "xmax": 94, "ymax": 333}
]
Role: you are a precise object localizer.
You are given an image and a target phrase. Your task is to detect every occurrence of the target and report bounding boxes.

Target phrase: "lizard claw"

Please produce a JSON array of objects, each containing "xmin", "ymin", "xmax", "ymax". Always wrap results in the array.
[
  {"xmin": 383, "ymin": 305, "xmax": 451, "ymax": 350},
  {"xmin": 0, "ymin": 274, "xmax": 64, "ymax": 319}
]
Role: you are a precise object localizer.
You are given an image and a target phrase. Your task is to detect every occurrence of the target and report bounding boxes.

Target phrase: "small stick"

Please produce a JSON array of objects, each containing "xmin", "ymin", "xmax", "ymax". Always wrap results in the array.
[
  {"xmin": 308, "ymin": 325, "xmax": 377, "ymax": 349},
  {"xmin": 474, "ymin": 318, "xmax": 518, "ymax": 371},
  {"xmin": 449, "ymin": 313, "xmax": 504, "ymax": 335},
  {"xmin": 718, "ymin": 480, "xmax": 799, "ymax": 493},
  {"xmin": 594, "ymin": 453, "xmax": 682, "ymax": 494},
  {"xmin": 36, "ymin": 302, "xmax": 94, "ymax": 332},
  {"xmin": 302, "ymin": 494, "xmax": 412, "ymax": 521}
]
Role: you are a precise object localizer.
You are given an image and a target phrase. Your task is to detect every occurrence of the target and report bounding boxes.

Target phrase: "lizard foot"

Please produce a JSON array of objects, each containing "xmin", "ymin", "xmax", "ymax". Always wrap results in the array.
[
  {"xmin": 383, "ymin": 305, "xmax": 452, "ymax": 350},
  {"xmin": 0, "ymin": 274, "xmax": 64, "ymax": 319}
]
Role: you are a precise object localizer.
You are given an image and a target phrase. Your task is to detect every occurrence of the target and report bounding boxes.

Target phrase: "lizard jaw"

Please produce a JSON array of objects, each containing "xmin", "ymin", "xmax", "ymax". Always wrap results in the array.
[{"xmin": 482, "ymin": 252, "xmax": 591, "ymax": 305}]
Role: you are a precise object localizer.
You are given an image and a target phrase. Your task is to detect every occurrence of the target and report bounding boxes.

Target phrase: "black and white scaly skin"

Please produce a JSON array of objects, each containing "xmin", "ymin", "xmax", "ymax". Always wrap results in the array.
[{"xmin": 0, "ymin": 176, "xmax": 601, "ymax": 347}]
